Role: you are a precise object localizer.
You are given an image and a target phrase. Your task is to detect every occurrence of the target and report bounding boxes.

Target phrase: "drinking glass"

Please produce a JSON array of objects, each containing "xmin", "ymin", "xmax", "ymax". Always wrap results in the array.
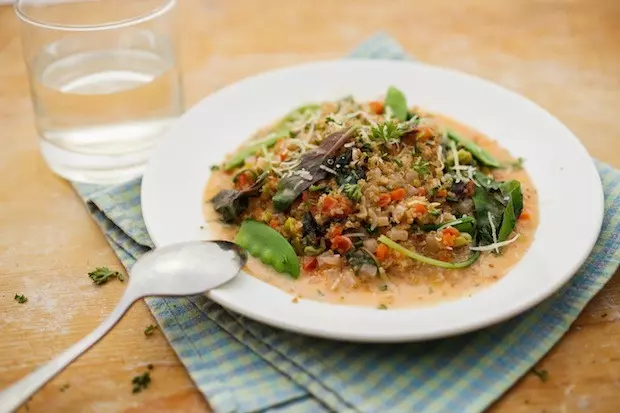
[{"xmin": 15, "ymin": 0, "xmax": 184, "ymax": 184}]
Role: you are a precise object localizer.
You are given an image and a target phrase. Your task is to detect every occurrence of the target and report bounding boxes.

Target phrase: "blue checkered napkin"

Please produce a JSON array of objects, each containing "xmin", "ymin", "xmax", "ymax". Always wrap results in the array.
[{"xmin": 73, "ymin": 33, "xmax": 620, "ymax": 413}]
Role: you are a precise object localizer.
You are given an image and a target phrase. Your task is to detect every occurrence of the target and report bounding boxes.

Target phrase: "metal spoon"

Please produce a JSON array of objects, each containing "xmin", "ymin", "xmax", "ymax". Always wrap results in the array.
[{"xmin": 0, "ymin": 240, "xmax": 247, "ymax": 413}]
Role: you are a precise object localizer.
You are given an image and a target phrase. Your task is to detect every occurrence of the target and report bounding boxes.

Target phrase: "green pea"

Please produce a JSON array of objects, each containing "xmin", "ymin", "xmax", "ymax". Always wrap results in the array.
[{"xmin": 234, "ymin": 220, "xmax": 300, "ymax": 278}]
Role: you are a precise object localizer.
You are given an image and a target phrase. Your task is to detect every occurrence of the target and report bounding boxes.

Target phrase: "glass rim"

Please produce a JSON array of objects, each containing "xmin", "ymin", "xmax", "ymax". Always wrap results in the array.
[{"xmin": 14, "ymin": 0, "xmax": 176, "ymax": 32}]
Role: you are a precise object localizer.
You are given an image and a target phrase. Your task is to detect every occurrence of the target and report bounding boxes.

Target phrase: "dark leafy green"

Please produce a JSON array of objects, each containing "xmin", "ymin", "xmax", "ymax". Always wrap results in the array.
[
  {"xmin": 272, "ymin": 126, "xmax": 359, "ymax": 211},
  {"xmin": 473, "ymin": 172, "xmax": 523, "ymax": 245},
  {"xmin": 345, "ymin": 249, "xmax": 378, "ymax": 276},
  {"xmin": 212, "ymin": 172, "xmax": 267, "ymax": 223}
]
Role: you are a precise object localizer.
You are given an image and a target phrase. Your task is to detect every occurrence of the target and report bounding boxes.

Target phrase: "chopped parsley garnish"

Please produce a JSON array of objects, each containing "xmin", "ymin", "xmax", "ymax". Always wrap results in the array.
[
  {"xmin": 210, "ymin": 165, "xmax": 220, "ymax": 171},
  {"xmin": 317, "ymin": 289, "xmax": 325, "ymax": 297},
  {"xmin": 413, "ymin": 157, "xmax": 430, "ymax": 176},
  {"xmin": 394, "ymin": 158, "xmax": 404, "ymax": 168},
  {"xmin": 14, "ymin": 294, "xmax": 27, "ymax": 304},
  {"xmin": 144, "ymin": 324, "xmax": 158, "ymax": 336},
  {"xmin": 342, "ymin": 183, "xmax": 362, "ymax": 202},
  {"xmin": 377, "ymin": 304, "xmax": 388, "ymax": 310},
  {"xmin": 131, "ymin": 372, "xmax": 152, "ymax": 394},
  {"xmin": 379, "ymin": 285, "xmax": 388, "ymax": 292},
  {"xmin": 60, "ymin": 383, "xmax": 70, "ymax": 392},
  {"xmin": 531, "ymin": 367, "xmax": 548, "ymax": 383},
  {"xmin": 370, "ymin": 121, "xmax": 406, "ymax": 142},
  {"xmin": 88, "ymin": 267, "xmax": 124, "ymax": 285},
  {"xmin": 309, "ymin": 185, "xmax": 328, "ymax": 192}
]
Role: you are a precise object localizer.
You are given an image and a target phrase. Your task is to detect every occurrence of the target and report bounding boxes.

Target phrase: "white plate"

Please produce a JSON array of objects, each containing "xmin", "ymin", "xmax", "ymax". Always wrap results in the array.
[{"xmin": 141, "ymin": 59, "xmax": 603, "ymax": 342}]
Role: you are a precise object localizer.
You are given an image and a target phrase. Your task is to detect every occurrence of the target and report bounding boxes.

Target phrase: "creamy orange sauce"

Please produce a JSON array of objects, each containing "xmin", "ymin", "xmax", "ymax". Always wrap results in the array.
[{"xmin": 203, "ymin": 114, "xmax": 539, "ymax": 309}]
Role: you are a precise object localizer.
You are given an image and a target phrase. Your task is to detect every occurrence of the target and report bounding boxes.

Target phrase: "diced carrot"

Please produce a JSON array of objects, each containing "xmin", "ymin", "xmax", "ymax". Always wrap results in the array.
[
  {"xmin": 279, "ymin": 152, "xmax": 287, "ymax": 161},
  {"xmin": 519, "ymin": 210, "xmax": 531, "ymax": 221},
  {"xmin": 441, "ymin": 226, "xmax": 460, "ymax": 247},
  {"xmin": 302, "ymin": 257, "xmax": 318, "ymax": 271},
  {"xmin": 390, "ymin": 188, "xmax": 407, "ymax": 202},
  {"xmin": 326, "ymin": 224, "xmax": 343, "ymax": 239},
  {"xmin": 330, "ymin": 235, "xmax": 353, "ymax": 254},
  {"xmin": 417, "ymin": 187, "xmax": 427, "ymax": 196},
  {"xmin": 443, "ymin": 226, "xmax": 460, "ymax": 236},
  {"xmin": 416, "ymin": 127, "xmax": 434, "ymax": 142},
  {"xmin": 437, "ymin": 189, "xmax": 447, "ymax": 198},
  {"xmin": 234, "ymin": 171, "xmax": 254, "ymax": 190},
  {"xmin": 376, "ymin": 244, "xmax": 389, "ymax": 261},
  {"xmin": 322, "ymin": 195, "xmax": 338, "ymax": 211},
  {"xmin": 369, "ymin": 101, "xmax": 384, "ymax": 114},
  {"xmin": 378, "ymin": 193, "xmax": 392, "ymax": 207},
  {"xmin": 414, "ymin": 204, "xmax": 427, "ymax": 214},
  {"xmin": 269, "ymin": 217, "xmax": 280, "ymax": 229}
]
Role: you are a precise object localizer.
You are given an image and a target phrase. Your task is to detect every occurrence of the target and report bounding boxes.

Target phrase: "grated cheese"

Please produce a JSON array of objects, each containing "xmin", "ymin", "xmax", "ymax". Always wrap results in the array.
[
  {"xmin": 450, "ymin": 140, "xmax": 464, "ymax": 183},
  {"xmin": 487, "ymin": 211, "xmax": 500, "ymax": 253},
  {"xmin": 320, "ymin": 164, "xmax": 338, "ymax": 175},
  {"xmin": 470, "ymin": 234, "xmax": 520, "ymax": 252},
  {"xmin": 437, "ymin": 145, "xmax": 445, "ymax": 170}
]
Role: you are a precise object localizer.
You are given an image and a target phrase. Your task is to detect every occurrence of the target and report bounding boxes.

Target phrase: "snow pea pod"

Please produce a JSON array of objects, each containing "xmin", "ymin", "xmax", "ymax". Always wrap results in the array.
[
  {"xmin": 447, "ymin": 129, "xmax": 501, "ymax": 168},
  {"xmin": 234, "ymin": 220, "xmax": 300, "ymax": 278},
  {"xmin": 224, "ymin": 134, "xmax": 282, "ymax": 171},
  {"xmin": 378, "ymin": 235, "xmax": 480, "ymax": 269}
]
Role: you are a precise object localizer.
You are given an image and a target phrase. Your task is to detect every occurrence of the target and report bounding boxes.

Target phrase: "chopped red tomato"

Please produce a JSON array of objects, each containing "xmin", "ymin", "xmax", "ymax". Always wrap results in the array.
[
  {"xmin": 322, "ymin": 195, "xmax": 338, "ymax": 212},
  {"xmin": 302, "ymin": 257, "xmax": 318, "ymax": 271},
  {"xmin": 330, "ymin": 235, "xmax": 353, "ymax": 254}
]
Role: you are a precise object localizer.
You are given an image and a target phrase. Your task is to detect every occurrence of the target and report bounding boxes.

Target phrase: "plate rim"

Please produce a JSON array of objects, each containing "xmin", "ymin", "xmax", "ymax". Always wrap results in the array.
[{"xmin": 141, "ymin": 58, "xmax": 604, "ymax": 342}]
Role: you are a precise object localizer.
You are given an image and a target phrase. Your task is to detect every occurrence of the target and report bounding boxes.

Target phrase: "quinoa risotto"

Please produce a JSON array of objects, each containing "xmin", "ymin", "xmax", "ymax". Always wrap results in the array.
[{"xmin": 204, "ymin": 87, "xmax": 538, "ymax": 309}]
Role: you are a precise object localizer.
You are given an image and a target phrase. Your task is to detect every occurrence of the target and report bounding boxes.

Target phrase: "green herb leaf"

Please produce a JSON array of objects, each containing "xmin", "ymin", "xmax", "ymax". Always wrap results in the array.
[
  {"xmin": 59, "ymin": 383, "xmax": 70, "ymax": 392},
  {"xmin": 370, "ymin": 121, "xmax": 406, "ymax": 142},
  {"xmin": 144, "ymin": 325, "xmax": 158, "ymax": 336},
  {"xmin": 531, "ymin": 367, "xmax": 549, "ymax": 383},
  {"xmin": 131, "ymin": 372, "xmax": 152, "ymax": 394},
  {"xmin": 342, "ymin": 183, "xmax": 362, "ymax": 202},
  {"xmin": 379, "ymin": 285, "xmax": 388, "ymax": 292},
  {"xmin": 413, "ymin": 157, "xmax": 430, "ymax": 176},
  {"xmin": 14, "ymin": 294, "xmax": 27, "ymax": 304},
  {"xmin": 377, "ymin": 304, "xmax": 388, "ymax": 310},
  {"xmin": 394, "ymin": 158, "xmax": 404, "ymax": 168},
  {"xmin": 384, "ymin": 86, "xmax": 408, "ymax": 121},
  {"xmin": 210, "ymin": 165, "xmax": 220, "ymax": 171},
  {"xmin": 88, "ymin": 267, "xmax": 124, "ymax": 285}
]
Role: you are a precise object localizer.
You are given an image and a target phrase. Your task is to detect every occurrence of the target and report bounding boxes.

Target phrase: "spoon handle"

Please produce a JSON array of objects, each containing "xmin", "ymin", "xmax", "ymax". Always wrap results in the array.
[{"xmin": 0, "ymin": 293, "xmax": 137, "ymax": 413}]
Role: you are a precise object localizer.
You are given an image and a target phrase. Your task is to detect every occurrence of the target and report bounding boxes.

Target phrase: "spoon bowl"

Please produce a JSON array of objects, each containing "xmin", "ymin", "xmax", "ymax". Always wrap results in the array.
[{"xmin": 130, "ymin": 240, "xmax": 247, "ymax": 296}]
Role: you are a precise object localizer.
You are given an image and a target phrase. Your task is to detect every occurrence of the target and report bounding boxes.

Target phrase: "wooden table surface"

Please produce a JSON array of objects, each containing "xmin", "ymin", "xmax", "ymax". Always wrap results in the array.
[{"xmin": 1, "ymin": 0, "xmax": 619, "ymax": 412}]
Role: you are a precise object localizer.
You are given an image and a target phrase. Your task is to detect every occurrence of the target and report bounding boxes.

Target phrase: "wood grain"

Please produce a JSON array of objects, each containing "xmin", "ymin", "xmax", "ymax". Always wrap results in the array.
[{"xmin": 0, "ymin": 0, "xmax": 618, "ymax": 412}]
